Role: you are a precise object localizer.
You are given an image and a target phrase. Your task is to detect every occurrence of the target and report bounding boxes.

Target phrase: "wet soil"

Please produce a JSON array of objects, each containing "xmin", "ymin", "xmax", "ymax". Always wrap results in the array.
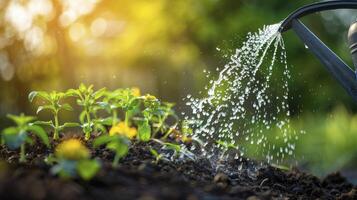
[{"xmin": 0, "ymin": 135, "xmax": 356, "ymax": 200}]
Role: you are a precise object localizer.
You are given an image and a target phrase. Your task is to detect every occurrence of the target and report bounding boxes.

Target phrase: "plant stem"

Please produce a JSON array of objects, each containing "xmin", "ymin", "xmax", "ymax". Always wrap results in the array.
[
  {"xmin": 85, "ymin": 109, "xmax": 91, "ymax": 140},
  {"xmin": 54, "ymin": 112, "xmax": 59, "ymax": 140},
  {"xmin": 19, "ymin": 144, "xmax": 26, "ymax": 163},
  {"xmin": 153, "ymin": 110, "xmax": 169, "ymax": 138},
  {"xmin": 124, "ymin": 111, "xmax": 129, "ymax": 127},
  {"xmin": 112, "ymin": 110, "xmax": 118, "ymax": 127},
  {"xmin": 113, "ymin": 154, "xmax": 120, "ymax": 167}
]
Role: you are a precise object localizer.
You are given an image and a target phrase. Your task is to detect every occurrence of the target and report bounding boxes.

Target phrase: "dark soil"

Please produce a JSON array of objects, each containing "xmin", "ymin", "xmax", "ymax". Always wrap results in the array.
[{"xmin": 0, "ymin": 134, "xmax": 356, "ymax": 200}]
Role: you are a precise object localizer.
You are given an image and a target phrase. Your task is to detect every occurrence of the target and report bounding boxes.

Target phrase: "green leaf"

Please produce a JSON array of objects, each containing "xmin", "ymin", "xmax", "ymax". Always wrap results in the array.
[
  {"xmin": 7, "ymin": 114, "xmax": 36, "ymax": 126},
  {"xmin": 29, "ymin": 91, "xmax": 51, "ymax": 102},
  {"xmin": 94, "ymin": 124, "xmax": 107, "ymax": 134},
  {"xmin": 60, "ymin": 103, "xmax": 73, "ymax": 111},
  {"xmin": 150, "ymin": 148, "xmax": 159, "ymax": 157},
  {"xmin": 28, "ymin": 91, "xmax": 38, "ymax": 102},
  {"xmin": 163, "ymin": 142, "xmax": 181, "ymax": 152},
  {"xmin": 66, "ymin": 89, "xmax": 80, "ymax": 97},
  {"xmin": 32, "ymin": 120, "xmax": 54, "ymax": 127},
  {"xmin": 96, "ymin": 117, "xmax": 113, "ymax": 126},
  {"xmin": 79, "ymin": 83, "xmax": 87, "ymax": 92},
  {"xmin": 36, "ymin": 105, "xmax": 54, "ymax": 114},
  {"xmin": 77, "ymin": 159, "xmax": 101, "ymax": 181},
  {"xmin": 26, "ymin": 125, "xmax": 50, "ymax": 147},
  {"xmin": 138, "ymin": 119, "xmax": 151, "ymax": 142},
  {"xmin": 79, "ymin": 111, "xmax": 86, "ymax": 123},
  {"xmin": 61, "ymin": 122, "xmax": 80, "ymax": 129},
  {"xmin": 93, "ymin": 88, "xmax": 106, "ymax": 100},
  {"xmin": 93, "ymin": 135, "xmax": 113, "ymax": 147}
]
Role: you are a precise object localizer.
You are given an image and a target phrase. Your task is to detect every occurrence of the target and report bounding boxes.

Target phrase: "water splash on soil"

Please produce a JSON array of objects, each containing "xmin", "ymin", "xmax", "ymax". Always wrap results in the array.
[{"xmin": 184, "ymin": 23, "xmax": 299, "ymax": 169}]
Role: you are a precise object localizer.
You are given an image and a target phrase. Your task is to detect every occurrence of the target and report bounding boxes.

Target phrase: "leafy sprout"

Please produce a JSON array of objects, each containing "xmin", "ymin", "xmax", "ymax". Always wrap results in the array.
[
  {"xmin": 149, "ymin": 148, "xmax": 169, "ymax": 164},
  {"xmin": 28, "ymin": 91, "xmax": 78, "ymax": 140},
  {"xmin": 1, "ymin": 113, "xmax": 49, "ymax": 162},
  {"xmin": 142, "ymin": 95, "xmax": 178, "ymax": 138},
  {"xmin": 93, "ymin": 135, "xmax": 131, "ymax": 167},
  {"xmin": 67, "ymin": 84, "xmax": 106, "ymax": 140},
  {"xmin": 152, "ymin": 139, "xmax": 195, "ymax": 160},
  {"xmin": 99, "ymin": 88, "xmax": 141, "ymax": 127}
]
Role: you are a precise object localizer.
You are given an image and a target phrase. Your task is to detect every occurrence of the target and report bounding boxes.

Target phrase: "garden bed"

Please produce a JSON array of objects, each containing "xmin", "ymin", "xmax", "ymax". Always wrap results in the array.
[{"xmin": 0, "ymin": 135, "xmax": 356, "ymax": 200}]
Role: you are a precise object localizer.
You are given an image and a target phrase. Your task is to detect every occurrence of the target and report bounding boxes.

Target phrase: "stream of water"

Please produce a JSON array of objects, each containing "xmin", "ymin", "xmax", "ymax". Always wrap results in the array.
[{"xmin": 184, "ymin": 23, "xmax": 299, "ymax": 167}]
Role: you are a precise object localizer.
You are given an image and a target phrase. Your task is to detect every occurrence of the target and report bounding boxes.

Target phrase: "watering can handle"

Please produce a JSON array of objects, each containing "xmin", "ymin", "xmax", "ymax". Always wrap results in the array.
[{"xmin": 279, "ymin": 0, "xmax": 357, "ymax": 33}]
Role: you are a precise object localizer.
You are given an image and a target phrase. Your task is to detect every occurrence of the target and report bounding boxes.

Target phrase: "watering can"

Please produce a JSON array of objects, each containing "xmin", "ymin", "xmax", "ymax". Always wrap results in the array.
[{"xmin": 279, "ymin": 0, "xmax": 357, "ymax": 101}]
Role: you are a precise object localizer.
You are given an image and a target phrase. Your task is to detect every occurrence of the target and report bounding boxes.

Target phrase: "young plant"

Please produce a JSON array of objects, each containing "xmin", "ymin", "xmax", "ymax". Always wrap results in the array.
[
  {"xmin": 152, "ymin": 139, "xmax": 195, "ymax": 160},
  {"xmin": 216, "ymin": 140, "xmax": 239, "ymax": 159},
  {"xmin": 99, "ymin": 88, "xmax": 141, "ymax": 127},
  {"xmin": 142, "ymin": 95, "xmax": 177, "ymax": 138},
  {"xmin": 93, "ymin": 135, "xmax": 131, "ymax": 167},
  {"xmin": 50, "ymin": 139, "xmax": 100, "ymax": 180},
  {"xmin": 149, "ymin": 148, "xmax": 169, "ymax": 164},
  {"xmin": 1, "ymin": 114, "xmax": 49, "ymax": 162},
  {"xmin": 98, "ymin": 89, "xmax": 124, "ymax": 127},
  {"xmin": 29, "ymin": 91, "xmax": 78, "ymax": 140},
  {"xmin": 67, "ymin": 84, "xmax": 106, "ymax": 140}
]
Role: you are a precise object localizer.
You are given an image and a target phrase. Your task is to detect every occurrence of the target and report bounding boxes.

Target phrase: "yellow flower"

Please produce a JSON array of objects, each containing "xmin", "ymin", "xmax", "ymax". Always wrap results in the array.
[
  {"xmin": 144, "ymin": 94, "xmax": 157, "ymax": 101},
  {"xmin": 131, "ymin": 87, "xmax": 141, "ymax": 97},
  {"xmin": 55, "ymin": 139, "xmax": 90, "ymax": 160},
  {"xmin": 109, "ymin": 122, "xmax": 137, "ymax": 139}
]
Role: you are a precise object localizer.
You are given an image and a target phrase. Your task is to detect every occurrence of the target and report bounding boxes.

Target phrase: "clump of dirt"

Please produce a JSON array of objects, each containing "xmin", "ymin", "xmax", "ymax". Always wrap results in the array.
[{"xmin": 0, "ymin": 137, "xmax": 356, "ymax": 200}]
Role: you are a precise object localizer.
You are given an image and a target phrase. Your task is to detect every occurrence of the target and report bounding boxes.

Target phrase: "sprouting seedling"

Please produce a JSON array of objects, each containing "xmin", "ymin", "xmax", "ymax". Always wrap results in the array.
[
  {"xmin": 149, "ymin": 148, "xmax": 168, "ymax": 164},
  {"xmin": 1, "ymin": 114, "xmax": 49, "ymax": 162},
  {"xmin": 93, "ymin": 135, "xmax": 131, "ymax": 167},
  {"xmin": 152, "ymin": 139, "xmax": 195, "ymax": 160},
  {"xmin": 98, "ymin": 89, "xmax": 124, "ymax": 127},
  {"xmin": 216, "ymin": 140, "xmax": 238, "ymax": 151},
  {"xmin": 50, "ymin": 139, "xmax": 101, "ymax": 180},
  {"xmin": 216, "ymin": 140, "xmax": 239, "ymax": 159},
  {"xmin": 29, "ymin": 91, "xmax": 78, "ymax": 140},
  {"xmin": 142, "ymin": 95, "xmax": 178, "ymax": 138},
  {"xmin": 111, "ymin": 88, "xmax": 141, "ymax": 126},
  {"xmin": 67, "ymin": 84, "xmax": 106, "ymax": 140}
]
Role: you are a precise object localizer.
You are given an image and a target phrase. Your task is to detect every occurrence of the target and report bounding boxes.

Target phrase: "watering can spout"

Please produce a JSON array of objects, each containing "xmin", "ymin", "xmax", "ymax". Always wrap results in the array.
[{"xmin": 278, "ymin": 1, "xmax": 357, "ymax": 101}]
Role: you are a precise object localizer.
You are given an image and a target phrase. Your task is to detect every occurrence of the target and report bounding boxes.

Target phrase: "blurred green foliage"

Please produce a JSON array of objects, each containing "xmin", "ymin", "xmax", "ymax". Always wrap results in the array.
[{"xmin": 1, "ymin": 0, "xmax": 357, "ymax": 176}]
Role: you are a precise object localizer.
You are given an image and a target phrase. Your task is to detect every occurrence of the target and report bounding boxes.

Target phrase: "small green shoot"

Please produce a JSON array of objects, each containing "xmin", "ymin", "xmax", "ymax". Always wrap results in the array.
[
  {"xmin": 1, "ymin": 114, "xmax": 49, "ymax": 162},
  {"xmin": 142, "ymin": 95, "xmax": 177, "ymax": 138},
  {"xmin": 28, "ymin": 91, "xmax": 78, "ymax": 140},
  {"xmin": 93, "ymin": 135, "xmax": 131, "ymax": 167},
  {"xmin": 67, "ymin": 84, "xmax": 106, "ymax": 140},
  {"xmin": 149, "ymin": 148, "xmax": 168, "ymax": 164}
]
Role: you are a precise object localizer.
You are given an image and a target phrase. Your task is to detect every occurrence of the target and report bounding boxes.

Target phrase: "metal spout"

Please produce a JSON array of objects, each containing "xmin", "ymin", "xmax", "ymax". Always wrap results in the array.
[{"xmin": 279, "ymin": 1, "xmax": 357, "ymax": 101}]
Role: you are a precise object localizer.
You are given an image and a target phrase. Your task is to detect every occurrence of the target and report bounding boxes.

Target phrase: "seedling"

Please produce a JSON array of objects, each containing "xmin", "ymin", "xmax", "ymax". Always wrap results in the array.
[
  {"xmin": 29, "ymin": 91, "xmax": 78, "ymax": 140},
  {"xmin": 142, "ymin": 95, "xmax": 177, "ymax": 138},
  {"xmin": 137, "ymin": 118, "xmax": 151, "ymax": 142},
  {"xmin": 216, "ymin": 140, "xmax": 238, "ymax": 152},
  {"xmin": 93, "ymin": 135, "xmax": 131, "ymax": 167},
  {"xmin": 67, "ymin": 84, "xmax": 106, "ymax": 140},
  {"xmin": 152, "ymin": 139, "xmax": 195, "ymax": 160},
  {"xmin": 98, "ymin": 89, "xmax": 123, "ymax": 127},
  {"xmin": 1, "ymin": 114, "xmax": 49, "ymax": 162},
  {"xmin": 99, "ymin": 88, "xmax": 141, "ymax": 127},
  {"xmin": 149, "ymin": 148, "xmax": 169, "ymax": 164},
  {"xmin": 50, "ymin": 139, "xmax": 100, "ymax": 180}
]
